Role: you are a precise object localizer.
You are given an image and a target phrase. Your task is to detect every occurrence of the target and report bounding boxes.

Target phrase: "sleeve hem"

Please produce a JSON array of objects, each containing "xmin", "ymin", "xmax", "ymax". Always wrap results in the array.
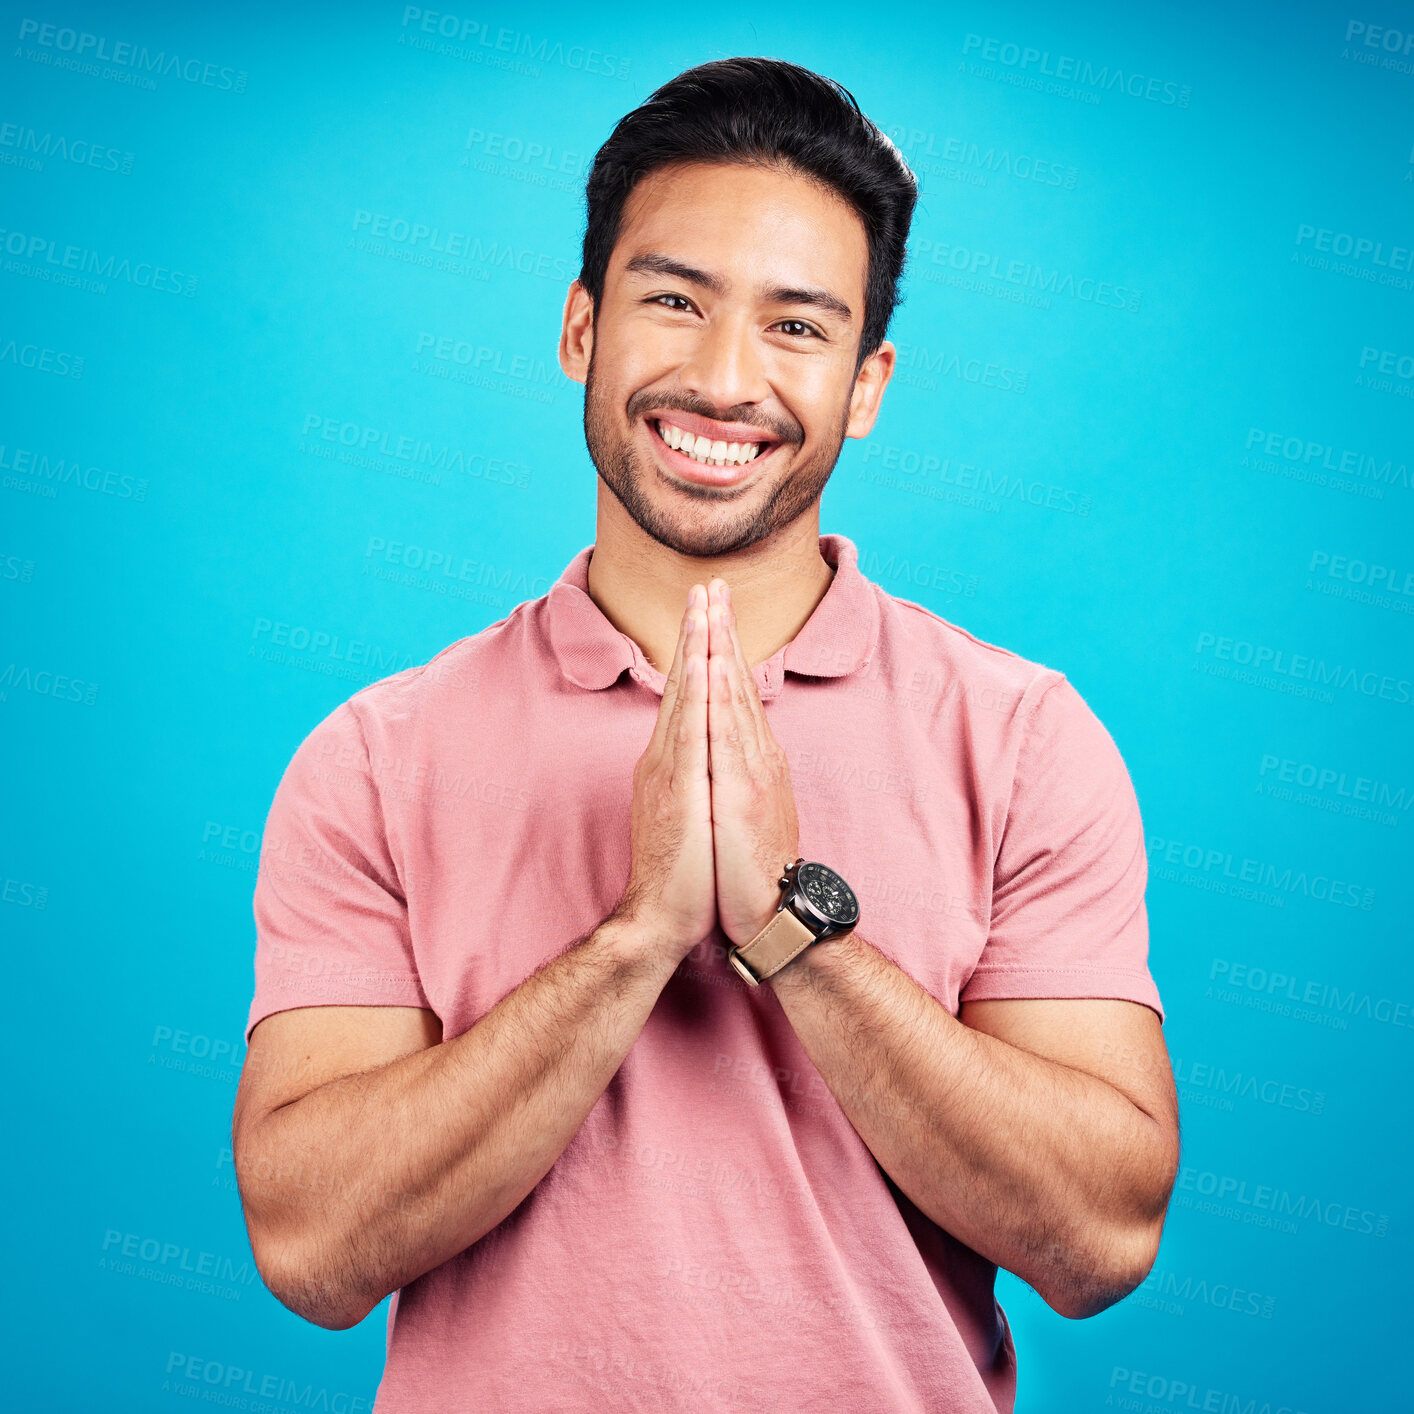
[
  {"xmin": 959, "ymin": 966, "xmax": 1164, "ymax": 1022},
  {"xmin": 245, "ymin": 980, "xmax": 433, "ymax": 1044}
]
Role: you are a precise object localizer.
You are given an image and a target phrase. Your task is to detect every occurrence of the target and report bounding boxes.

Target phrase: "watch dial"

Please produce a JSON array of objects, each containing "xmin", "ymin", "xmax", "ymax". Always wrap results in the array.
[{"xmin": 797, "ymin": 862, "xmax": 860, "ymax": 927}]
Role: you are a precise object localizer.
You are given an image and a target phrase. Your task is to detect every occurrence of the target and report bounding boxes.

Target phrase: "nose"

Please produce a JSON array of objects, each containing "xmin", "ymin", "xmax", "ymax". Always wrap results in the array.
[{"xmin": 676, "ymin": 310, "xmax": 771, "ymax": 414}]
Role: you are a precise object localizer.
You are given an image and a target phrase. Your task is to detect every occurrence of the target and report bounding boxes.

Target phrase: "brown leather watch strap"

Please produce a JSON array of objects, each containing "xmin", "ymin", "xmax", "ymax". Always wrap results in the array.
[{"xmin": 728, "ymin": 907, "xmax": 818, "ymax": 986}]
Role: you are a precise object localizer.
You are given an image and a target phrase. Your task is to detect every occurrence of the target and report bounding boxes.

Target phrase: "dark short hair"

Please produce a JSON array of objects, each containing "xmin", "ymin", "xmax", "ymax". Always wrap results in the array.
[{"xmin": 578, "ymin": 57, "xmax": 918, "ymax": 366}]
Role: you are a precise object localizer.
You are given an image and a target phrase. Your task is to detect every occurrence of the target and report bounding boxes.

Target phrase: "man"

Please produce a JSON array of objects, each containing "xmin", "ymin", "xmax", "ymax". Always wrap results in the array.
[{"xmin": 234, "ymin": 57, "xmax": 1178, "ymax": 1413}]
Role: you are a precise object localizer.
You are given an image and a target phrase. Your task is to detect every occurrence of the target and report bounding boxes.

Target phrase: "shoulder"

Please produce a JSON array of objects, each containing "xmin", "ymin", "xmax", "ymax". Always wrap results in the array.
[
  {"xmin": 313, "ymin": 599, "xmax": 541, "ymax": 749},
  {"xmin": 872, "ymin": 583, "xmax": 1066, "ymax": 725},
  {"xmin": 868, "ymin": 585, "xmax": 1131, "ymax": 783}
]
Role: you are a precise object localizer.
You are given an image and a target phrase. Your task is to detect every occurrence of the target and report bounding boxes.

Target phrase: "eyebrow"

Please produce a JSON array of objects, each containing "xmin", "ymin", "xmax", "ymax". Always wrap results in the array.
[{"xmin": 622, "ymin": 252, "xmax": 854, "ymax": 325}]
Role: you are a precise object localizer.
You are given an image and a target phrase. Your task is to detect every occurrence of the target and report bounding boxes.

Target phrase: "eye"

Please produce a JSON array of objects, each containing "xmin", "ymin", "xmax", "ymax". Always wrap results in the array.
[
  {"xmin": 773, "ymin": 319, "xmax": 822, "ymax": 339},
  {"xmin": 649, "ymin": 293, "xmax": 695, "ymax": 313}
]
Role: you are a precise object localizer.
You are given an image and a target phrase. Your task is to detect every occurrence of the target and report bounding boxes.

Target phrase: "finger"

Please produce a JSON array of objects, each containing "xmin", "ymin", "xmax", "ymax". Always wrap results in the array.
[
  {"xmin": 705, "ymin": 588, "xmax": 764, "ymax": 760},
  {"xmin": 650, "ymin": 586, "xmax": 702, "ymax": 755},
  {"xmin": 664, "ymin": 596, "xmax": 709, "ymax": 752},
  {"xmin": 649, "ymin": 594, "xmax": 691, "ymax": 757},
  {"xmin": 705, "ymin": 583, "xmax": 736, "ymax": 687},
  {"xmin": 705, "ymin": 580, "xmax": 764, "ymax": 732},
  {"xmin": 675, "ymin": 632, "xmax": 710, "ymax": 786},
  {"xmin": 707, "ymin": 625, "xmax": 753, "ymax": 777},
  {"xmin": 710, "ymin": 629, "xmax": 762, "ymax": 771},
  {"xmin": 718, "ymin": 582, "xmax": 770, "ymax": 734}
]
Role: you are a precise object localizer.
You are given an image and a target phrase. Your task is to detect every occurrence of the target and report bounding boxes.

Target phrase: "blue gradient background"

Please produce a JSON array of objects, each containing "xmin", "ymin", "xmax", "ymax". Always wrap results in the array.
[{"xmin": 3, "ymin": 2, "xmax": 1410, "ymax": 1409}]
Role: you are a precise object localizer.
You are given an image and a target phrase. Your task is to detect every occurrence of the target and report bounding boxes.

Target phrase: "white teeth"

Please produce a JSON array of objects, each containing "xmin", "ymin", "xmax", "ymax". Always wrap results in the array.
[{"xmin": 656, "ymin": 420, "xmax": 764, "ymax": 468}]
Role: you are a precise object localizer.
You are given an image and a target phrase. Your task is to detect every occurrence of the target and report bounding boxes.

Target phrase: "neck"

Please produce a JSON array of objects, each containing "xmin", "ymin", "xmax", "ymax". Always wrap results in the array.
[{"xmin": 585, "ymin": 485, "xmax": 836, "ymax": 674}]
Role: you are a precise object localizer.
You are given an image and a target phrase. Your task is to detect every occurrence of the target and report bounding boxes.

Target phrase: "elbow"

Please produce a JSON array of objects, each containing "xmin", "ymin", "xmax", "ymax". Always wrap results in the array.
[
  {"xmin": 1044, "ymin": 1124, "xmax": 1179, "ymax": 1320},
  {"xmin": 233, "ymin": 1126, "xmax": 382, "ymax": 1331},
  {"xmin": 1039, "ymin": 1219, "xmax": 1163, "ymax": 1321},
  {"xmin": 236, "ymin": 1171, "xmax": 378, "ymax": 1330},
  {"xmin": 254, "ymin": 1235, "xmax": 376, "ymax": 1332}
]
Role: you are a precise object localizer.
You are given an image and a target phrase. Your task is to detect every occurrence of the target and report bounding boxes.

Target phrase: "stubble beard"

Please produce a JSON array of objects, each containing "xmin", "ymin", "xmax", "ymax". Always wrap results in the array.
[{"xmin": 582, "ymin": 345, "xmax": 851, "ymax": 560}]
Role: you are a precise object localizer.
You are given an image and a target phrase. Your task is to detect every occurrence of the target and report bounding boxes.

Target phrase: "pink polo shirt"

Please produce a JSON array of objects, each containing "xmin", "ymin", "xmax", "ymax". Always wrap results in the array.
[{"xmin": 246, "ymin": 532, "xmax": 1163, "ymax": 1413}]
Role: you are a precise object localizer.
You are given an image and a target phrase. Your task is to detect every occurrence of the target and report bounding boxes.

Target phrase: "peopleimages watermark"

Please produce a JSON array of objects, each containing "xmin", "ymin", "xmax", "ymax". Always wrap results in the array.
[
  {"xmin": 1208, "ymin": 959, "xmax": 1414, "ymax": 1032},
  {"xmin": 1134, "ymin": 1266, "xmax": 1276, "ymax": 1319},
  {"xmin": 1295, "ymin": 223, "xmax": 1412, "ymax": 271},
  {"xmin": 1359, "ymin": 345, "xmax": 1414, "ymax": 381},
  {"xmin": 14, "ymin": 18, "xmax": 248, "ymax": 92},
  {"xmin": 1257, "ymin": 752, "xmax": 1410, "ymax": 828},
  {"xmin": 0, "ymin": 662, "xmax": 99, "ymax": 706},
  {"xmin": 162, "ymin": 1353, "xmax": 371, "ymax": 1411},
  {"xmin": 349, "ymin": 209, "xmax": 573, "ymax": 281},
  {"xmin": 1149, "ymin": 833, "xmax": 1375, "ymax": 910},
  {"xmin": 413, "ymin": 331, "xmax": 558, "ymax": 403},
  {"xmin": 0, "ymin": 120, "xmax": 134, "ymax": 174},
  {"xmin": 858, "ymin": 547, "xmax": 979, "ymax": 601},
  {"xmin": 1108, "ymin": 1366, "xmax": 1307, "ymax": 1414},
  {"xmin": 100, "ymin": 1228, "xmax": 258, "ymax": 1302},
  {"xmin": 912, "ymin": 237, "xmax": 1141, "ymax": 310},
  {"xmin": 1340, "ymin": 18, "xmax": 1414, "ymax": 74},
  {"xmin": 859, "ymin": 441, "xmax": 1093, "ymax": 515},
  {"xmin": 0, "ymin": 335, "xmax": 85, "ymax": 378},
  {"xmin": 1293, "ymin": 223, "xmax": 1414, "ymax": 290},
  {"xmin": 1173, "ymin": 1056, "xmax": 1325, "ymax": 1116},
  {"xmin": 249, "ymin": 617, "xmax": 418, "ymax": 682},
  {"xmin": 1307, "ymin": 549, "xmax": 1414, "ymax": 615},
  {"xmin": 1174, "ymin": 1164, "xmax": 1389, "ymax": 1238},
  {"xmin": 463, "ymin": 127, "xmax": 585, "ymax": 178},
  {"xmin": 299, "ymin": 415, "xmax": 531, "ymax": 488},
  {"xmin": 892, "ymin": 341, "xmax": 1028, "ymax": 395},
  {"xmin": 1244, "ymin": 427, "xmax": 1410, "ymax": 495},
  {"xmin": 1194, "ymin": 630, "xmax": 1412, "ymax": 707},
  {"xmin": 883, "ymin": 125, "xmax": 1078, "ymax": 191},
  {"xmin": 959, "ymin": 34, "xmax": 1191, "ymax": 106},
  {"xmin": 363, "ymin": 536, "xmax": 552, "ymax": 602},
  {"xmin": 397, "ymin": 7, "xmax": 630, "ymax": 80},
  {"xmin": 0, "ymin": 224, "xmax": 197, "ymax": 295},
  {"xmin": 2, "ymin": 875, "xmax": 47, "ymax": 909},
  {"xmin": 0, "ymin": 442, "xmax": 145, "ymax": 498}
]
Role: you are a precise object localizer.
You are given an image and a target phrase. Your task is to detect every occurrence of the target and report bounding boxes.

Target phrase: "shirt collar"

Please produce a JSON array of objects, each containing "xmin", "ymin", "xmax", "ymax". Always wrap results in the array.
[{"xmin": 544, "ymin": 533, "xmax": 880, "ymax": 702}]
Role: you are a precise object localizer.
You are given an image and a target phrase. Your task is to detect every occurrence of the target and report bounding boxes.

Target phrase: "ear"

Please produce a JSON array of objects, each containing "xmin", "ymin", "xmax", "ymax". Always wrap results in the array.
[
  {"xmin": 559, "ymin": 279, "xmax": 595, "ymax": 385},
  {"xmin": 843, "ymin": 339, "xmax": 895, "ymax": 440}
]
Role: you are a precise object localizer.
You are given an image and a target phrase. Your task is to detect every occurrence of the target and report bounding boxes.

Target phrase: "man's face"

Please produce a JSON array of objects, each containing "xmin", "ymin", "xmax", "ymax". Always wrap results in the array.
[{"xmin": 563, "ymin": 159, "xmax": 892, "ymax": 559}]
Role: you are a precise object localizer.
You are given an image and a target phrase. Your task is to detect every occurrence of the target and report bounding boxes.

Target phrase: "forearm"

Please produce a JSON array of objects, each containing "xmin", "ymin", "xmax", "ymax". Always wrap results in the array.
[
  {"xmin": 239, "ymin": 915, "xmax": 677, "ymax": 1328},
  {"xmin": 768, "ymin": 932, "xmax": 1172, "ymax": 1317}
]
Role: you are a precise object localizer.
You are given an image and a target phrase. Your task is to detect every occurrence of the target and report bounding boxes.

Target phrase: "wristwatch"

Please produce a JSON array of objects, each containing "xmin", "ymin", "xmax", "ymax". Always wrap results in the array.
[{"xmin": 727, "ymin": 858, "xmax": 861, "ymax": 986}]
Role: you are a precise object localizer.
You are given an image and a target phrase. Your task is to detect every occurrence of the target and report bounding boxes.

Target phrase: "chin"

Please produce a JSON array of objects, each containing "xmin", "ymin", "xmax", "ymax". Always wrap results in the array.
[{"xmin": 633, "ymin": 492, "xmax": 783, "ymax": 560}]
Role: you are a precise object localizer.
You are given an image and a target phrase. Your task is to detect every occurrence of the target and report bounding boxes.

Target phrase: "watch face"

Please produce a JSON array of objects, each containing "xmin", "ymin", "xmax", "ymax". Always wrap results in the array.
[{"xmin": 796, "ymin": 861, "xmax": 860, "ymax": 929}]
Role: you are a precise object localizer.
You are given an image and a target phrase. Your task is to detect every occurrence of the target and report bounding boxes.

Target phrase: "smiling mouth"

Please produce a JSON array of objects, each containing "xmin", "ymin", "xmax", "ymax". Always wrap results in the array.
[{"xmin": 650, "ymin": 416, "xmax": 773, "ymax": 470}]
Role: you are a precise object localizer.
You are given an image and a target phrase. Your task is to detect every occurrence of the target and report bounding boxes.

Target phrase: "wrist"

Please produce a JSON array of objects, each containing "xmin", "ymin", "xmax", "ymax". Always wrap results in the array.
[
  {"xmin": 728, "ymin": 858, "xmax": 860, "ymax": 986},
  {"xmin": 728, "ymin": 897, "xmax": 788, "ymax": 952},
  {"xmin": 597, "ymin": 910, "xmax": 692, "ymax": 984},
  {"xmin": 723, "ymin": 857, "xmax": 800, "ymax": 952},
  {"xmin": 766, "ymin": 927, "xmax": 861, "ymax": 994}
]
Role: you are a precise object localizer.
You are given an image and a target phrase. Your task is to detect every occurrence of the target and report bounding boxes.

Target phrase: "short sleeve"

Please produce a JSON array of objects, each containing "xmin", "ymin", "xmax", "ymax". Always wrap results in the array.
[
  {"xmin": 245, "ymin": 701, "xmax": 431, "ymax": 1042},
  {"xmin": 960, "ymin": 676, "xmax": 1164, "ymax": 1021}
]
